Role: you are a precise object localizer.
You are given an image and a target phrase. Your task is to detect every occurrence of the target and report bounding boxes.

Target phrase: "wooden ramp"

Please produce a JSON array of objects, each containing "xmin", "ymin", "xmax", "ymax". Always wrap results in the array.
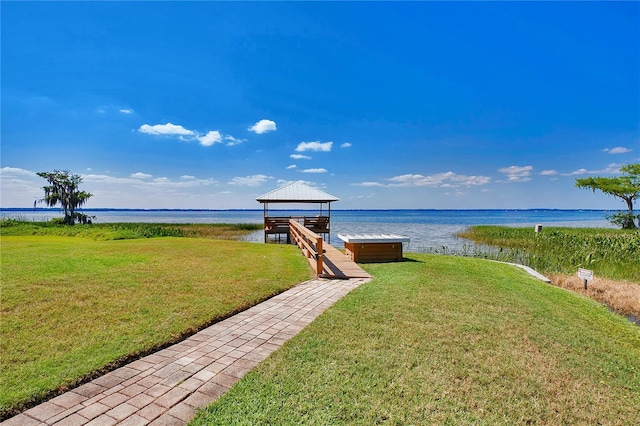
[
  {"xmin": 288, "ymin": 219, "xmax": 370, "ymax": 280},
  {"xmin": 320, "ymin": 243, "xmax": 371, "ymax": 279}
]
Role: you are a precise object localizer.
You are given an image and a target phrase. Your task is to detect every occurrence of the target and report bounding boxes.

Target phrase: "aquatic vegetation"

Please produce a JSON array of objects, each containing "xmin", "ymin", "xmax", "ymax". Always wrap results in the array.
[
  {"xmin": 0, "ymin": 218, "xmax": 262, "ymax": 240},
  {"xmin": 455, "ymin": 226, "xmax": 640, "ymax": 282}
]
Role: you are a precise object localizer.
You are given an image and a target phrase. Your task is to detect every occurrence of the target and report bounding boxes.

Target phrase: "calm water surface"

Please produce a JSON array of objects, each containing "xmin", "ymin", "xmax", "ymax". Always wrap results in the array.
[{"xmin": 2, "ymin": 209, "xmax": 614, "ymax": 252}]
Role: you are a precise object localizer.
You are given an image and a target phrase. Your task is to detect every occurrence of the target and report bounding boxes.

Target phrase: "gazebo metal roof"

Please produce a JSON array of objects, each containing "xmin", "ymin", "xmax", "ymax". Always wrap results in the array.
[{"xmin": 256, "ymin": 181, "xmax": 339, "ymax": 204}]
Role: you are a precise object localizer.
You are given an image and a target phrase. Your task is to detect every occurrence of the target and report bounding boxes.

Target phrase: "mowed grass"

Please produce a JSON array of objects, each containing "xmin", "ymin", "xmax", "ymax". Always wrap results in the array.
[
  {"xmin": 192, "ymin": 254, "xmax": 640, "ymax": 425},
  {"xmin": 0, "ymin": 234, "xmax": 310, "ymax": 417},
  {"xmin": 457, "ymin": 226, "xmax": 640, "ymax": 317}
]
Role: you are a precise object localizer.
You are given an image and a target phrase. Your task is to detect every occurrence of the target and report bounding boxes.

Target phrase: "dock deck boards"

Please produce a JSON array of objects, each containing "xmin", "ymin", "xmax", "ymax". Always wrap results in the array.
[
  {"xmin": 320, "ymin": 243, "xmax": 372, "ymax": 279},
  {"xmin": 286, "ymin": 219, "xmax": 371, "ymax": 279}
]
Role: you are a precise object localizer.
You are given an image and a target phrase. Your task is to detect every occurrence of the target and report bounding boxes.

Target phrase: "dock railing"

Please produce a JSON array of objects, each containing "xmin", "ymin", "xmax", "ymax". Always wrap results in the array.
[{"xmin": 289, "ymin": 219, "xmax": 324, "ymax": 277}]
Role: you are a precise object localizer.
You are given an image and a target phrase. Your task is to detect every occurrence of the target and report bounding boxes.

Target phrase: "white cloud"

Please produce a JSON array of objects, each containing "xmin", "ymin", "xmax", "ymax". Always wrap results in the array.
[
  {"xmin": 296, "ymin": 141, "xmax": 333, "ymax": 152},
  {"xmin": 301, "ymin": 168, "xmax": 328, "ymax": 174},
  {"xmin": 390, "ymin": 172, "xmax": 491, "ymax": 187},
  {"xmin": 138, "ymin": 122, "xmax": 244, "ymax": 149},
  {"xmin": 138, "ymin": 123, "xmax": 194, "ymax": 136},
  {"xmin": 197, "ymin": 130, "xmax": 223, "ymax": 147},
  {"xmin": 290, "ymin": 154, "xmax": 311, "ymax": 160},
  {"xmin": 353, "ymin": 171, "xmax": 491, "ymax": 188},
  {"xmin": 2, "ymin": 168, "xmax": 240, "ymax": 208},
  {"xmin": 540, "ymin": 169, "xmax": 558, "ymax": 176},
  {"xmin": 0, "ymin": 167, "xmax": 43, "ymax": 206},
  {"xmin": 286, "ymin": 165, "xmax": 297, "ymax": 169},
  {"xmin": 355, "ymin": 181, "xmax": 385, "ymax": 187},
  {"xmin": 563, "ymin": 163, "xmax": 621, "ymax": 176},
  {"xmin": 603, "ymin": 147, "xmax": 632, "ymax": 154},
  {"xmin": 225, "ymin": 135, "xmax": 246, "ymax": 146},
  {"xmin": 131, "ymin": 172, "xmax": 153, "ymax": 179},
  {"xmin": 0, "ymin": 170, "xmax": 217, "ymax": 207},
  {"xmin": 443, "ymin": 189, "xmax": 469, "ymax": 197},
  {"xmin": 96, "ymin": 105, "xmax": 134, "ymax": 115},
  {"xmin": 498, "ymin": 165, "xmax": 533, "ymax": 182},
  {"xmin": 341, "ymin": 142, "xmax": 352, "ymax": 148},
  {"xmin": 248, "ymin": 119, "xmax": 277, "ymax": 134},
  {"xmin": 603, "ymin": 163, "xmax": 623, "ymax": 173},
  {"xmin": 2, "ymin": 168, "xmax": 220, "ymax": 200},
  {"xmin": 228, "ymin": 175, "xmax": 271, "ymax": 186},
  {"xmin": 567, "ymin": 168, "xmax": 588, "ymax": 176},
  {"xmin": 84, "ymin": 173, "xmax": 216, "ymax": 189},
  {"xmin": 1, "ymin": 166, "xmax": 37, "ymax": 177}
]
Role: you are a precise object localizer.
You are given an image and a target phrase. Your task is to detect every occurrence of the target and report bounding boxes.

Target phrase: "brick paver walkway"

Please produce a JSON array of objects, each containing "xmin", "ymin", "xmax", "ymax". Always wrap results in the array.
[{"xmin": 3, "ymin": 277, "xmax": 370, "ymax": 426}]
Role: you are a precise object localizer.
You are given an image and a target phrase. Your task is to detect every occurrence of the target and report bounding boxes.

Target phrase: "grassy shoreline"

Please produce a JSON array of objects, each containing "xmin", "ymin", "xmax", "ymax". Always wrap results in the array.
[
  {"xmin": 0, "ymin": 218, "xmax": 262, "ymax": 240},
  {"xmin": 457, "ymin": 225, "xmax": 640, "ymax": 318},
  {"xmin": 456, "ymin": 225, "xmax": 639, "ymax": 282}
]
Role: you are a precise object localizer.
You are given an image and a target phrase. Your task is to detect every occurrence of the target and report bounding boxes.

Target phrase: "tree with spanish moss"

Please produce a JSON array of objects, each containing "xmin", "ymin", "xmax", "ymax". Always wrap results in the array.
[
  {"xmin": 575, "ymin": 163, "xmax": 640, "ymax": 229},
  {"xmin": 37, "ymin": 170, "xmax": 93, "ymax": 225}
]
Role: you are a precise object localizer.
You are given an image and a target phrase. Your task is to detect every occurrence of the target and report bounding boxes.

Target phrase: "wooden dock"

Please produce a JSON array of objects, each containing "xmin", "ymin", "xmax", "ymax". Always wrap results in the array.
[
  {"xmin": 320, "ymin": 243, "xmax": 371, "ymax": 279},
  {"xmin": 288, "ymin": 219, "xmax": 371, "ymax": 280}
]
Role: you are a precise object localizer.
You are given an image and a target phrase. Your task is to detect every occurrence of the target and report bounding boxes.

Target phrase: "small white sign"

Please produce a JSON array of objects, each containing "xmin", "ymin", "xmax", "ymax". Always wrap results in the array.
[{"xmin": 578, "ymin": 268, "xmax": 594, "ymax": 281}]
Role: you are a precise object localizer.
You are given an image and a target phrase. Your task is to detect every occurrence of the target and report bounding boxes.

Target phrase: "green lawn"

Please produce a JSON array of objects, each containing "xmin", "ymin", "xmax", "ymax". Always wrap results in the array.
[
  {"xmin": 0, "ymin": 234, "xmax": 310, "ymax": 417},
  {"xmin": 4, "ymin": 221, "xmax": 639, "ymax": 423},
  {"xmin": 192, "ymin": 254, "xmax": 640, "ymax": 425}
]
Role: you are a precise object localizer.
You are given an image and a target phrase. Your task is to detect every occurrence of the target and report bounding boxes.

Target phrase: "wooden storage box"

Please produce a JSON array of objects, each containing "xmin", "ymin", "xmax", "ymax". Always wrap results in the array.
[{"xmin": 338, "ymin": 234, "xmax": 410, "ymax": 263}]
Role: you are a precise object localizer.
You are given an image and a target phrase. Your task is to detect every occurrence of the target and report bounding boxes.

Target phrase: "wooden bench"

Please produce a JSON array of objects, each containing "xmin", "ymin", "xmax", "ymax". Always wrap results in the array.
[
  {"xmin": 338, "ymin": 234, "xmax": 410, "ymax": 263},
  {"xmin": 264, "ymin": 217, "xmax": 292, "ymax": 242},
  {"xmin": 303, "ymin": 216, "xmax": 329, "ymax": 234},
  {"xmin": 264, "ymin": 217, "xmax": 291, "ymax": 233}
]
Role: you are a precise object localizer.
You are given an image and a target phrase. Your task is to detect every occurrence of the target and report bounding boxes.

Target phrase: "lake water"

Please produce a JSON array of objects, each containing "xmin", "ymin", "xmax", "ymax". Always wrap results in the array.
[{"xmin": 1, "ymin": 208, "xmax": 614, "ymax": 252}]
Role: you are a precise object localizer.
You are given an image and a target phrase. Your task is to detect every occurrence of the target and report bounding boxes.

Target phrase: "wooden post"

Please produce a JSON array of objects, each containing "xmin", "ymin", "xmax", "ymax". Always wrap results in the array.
[
  {"xmin": 316, "ymin": 237, "xmax": 323, "ymax": 277},
  {"xmin": 327, "ymin": 202, "xmax": 331, "ymax": 244},
  {"xmin": 263, "ymin": 203, "xmax": 268, "ymax": 243}
]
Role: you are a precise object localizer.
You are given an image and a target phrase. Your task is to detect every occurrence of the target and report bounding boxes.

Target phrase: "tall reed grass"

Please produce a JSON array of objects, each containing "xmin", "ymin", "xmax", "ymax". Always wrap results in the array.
[
  {"xmin": 0, "ymin": 218, "xmax": 262, "ymax": 240},
  {"xmin": 455, "ymin": 226, "xmax": 639, "ymax": 282}
]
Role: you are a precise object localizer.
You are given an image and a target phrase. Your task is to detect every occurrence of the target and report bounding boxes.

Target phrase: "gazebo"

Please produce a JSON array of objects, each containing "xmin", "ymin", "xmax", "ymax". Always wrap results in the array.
[{"xmin": 256, "ymin": 181, "xmax": 339, "ymax": 243}]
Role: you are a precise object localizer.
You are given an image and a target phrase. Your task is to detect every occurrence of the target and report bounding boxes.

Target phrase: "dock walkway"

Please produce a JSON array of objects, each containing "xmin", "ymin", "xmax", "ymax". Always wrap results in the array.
[
  {"xmin": 3, "ymin": 277, "xmax": 371, "ymax": 426},
  {"xmin": 320, "ymin": 243, "xmax": 371, "ymax": 279},
  {"xmin": 287, "ymin": 219, "xmax": 371, "ymax": 280}
]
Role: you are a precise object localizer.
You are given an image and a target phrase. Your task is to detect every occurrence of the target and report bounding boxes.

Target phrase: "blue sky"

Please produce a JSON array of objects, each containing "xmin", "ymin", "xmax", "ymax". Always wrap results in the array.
[{"xmin": 2, "ymin": 1, "xmax": 638, "ymax": 210}]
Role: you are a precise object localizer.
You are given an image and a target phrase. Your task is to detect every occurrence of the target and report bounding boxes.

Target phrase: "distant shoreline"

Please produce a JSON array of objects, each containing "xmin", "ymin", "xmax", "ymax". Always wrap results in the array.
[
  {"xmin": 0, "ymin": 207, "xmax": 616, "ymax": 213},
  {"xmin": 1, "ymin": 208, "xmax": 617, "ymax": 252}
]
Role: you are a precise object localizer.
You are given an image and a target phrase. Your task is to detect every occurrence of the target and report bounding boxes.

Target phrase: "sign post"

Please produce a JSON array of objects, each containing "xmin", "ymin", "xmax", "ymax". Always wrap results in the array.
[{"xmin": 578, "ymin": 268, "xmax": 593, "ymax": 290}]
